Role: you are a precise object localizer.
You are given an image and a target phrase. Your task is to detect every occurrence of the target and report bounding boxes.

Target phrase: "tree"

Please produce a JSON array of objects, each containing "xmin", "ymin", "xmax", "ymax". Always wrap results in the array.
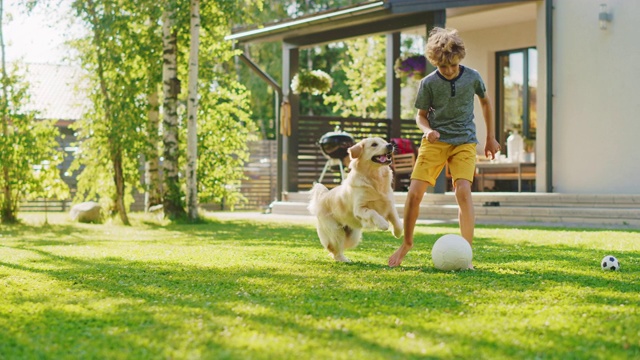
[
  {"xmin": 161, "ymin": 5, "xmax": 186, "ymax": 220},
  {"xmin": 70, "ymin": 0, "xmax": 154, "ymax": 225},
  {"xmin": 237, "ymin": 0, "xmax": 362, "ymax": 128},
  {"xmin": 185, "ymin": 0, "xmax": 200, "ymax": 220},
  {"xmin": 144, "ymin": 87, "xmax": 162, "ymax": 211},
  {"xmin": 64, "ymin": 0, "xmax": 263, "ymax": 220},
  {"xmin": 323, "ymin": 36, "xmax": 387, "ymax": 118},
  {"xmin": 143, "ymin": 5, "xmax": 165, "ymax": 213},
  {"xmin": 191, "ymin": 0, "xmax": 260, "ymax": 209},
  {"xmin": 0, "ymin": 0, "xmax": 68, "ymax": 224}
]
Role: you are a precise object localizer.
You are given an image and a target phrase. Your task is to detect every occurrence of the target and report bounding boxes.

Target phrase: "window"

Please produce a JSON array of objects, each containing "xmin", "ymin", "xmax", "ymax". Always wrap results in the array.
[{"xmin": 495, "ymin": 48, "xmax": 537, "ymax": 150}]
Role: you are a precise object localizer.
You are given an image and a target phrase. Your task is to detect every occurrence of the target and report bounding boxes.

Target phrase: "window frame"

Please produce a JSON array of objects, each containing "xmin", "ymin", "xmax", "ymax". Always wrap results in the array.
[{"xmin": 494, "ymin": 47, "xmax": 537, "ymax": 148}]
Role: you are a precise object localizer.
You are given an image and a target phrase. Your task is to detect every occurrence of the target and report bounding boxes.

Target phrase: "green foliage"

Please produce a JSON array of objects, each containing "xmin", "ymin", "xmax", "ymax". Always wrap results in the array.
[
  {"xmin": 194, "ymin": 81, "xmax": 257, "ymax": 209},
  {"xmin": 291, "ymin": 69, "xmax": 333, "ymax": 95},
  {"xmin": 323, "ymin": 36, "xmax": 387, "ymax": 118},
  {"xmin": 1, "ymin": 213, "xmax": 639, "ymax": 359},
  {"xmin": 297, "ymin": 44, "xmax": 349, "ymax": 117},
  {"xmin": 68, "ymin": 0, "xmax": 157, "ymax": 219},
  {"xmin": 0, "ymin": 66, "xmax": 69, "ymax": 223},
  {"xmin": 184, "ymin": 0, "xmax": 260, "ymax": 209},
  {"xmin": 238, "ymin": 0, "xmax": 363, "ymax": 134},
  {"xmin": 65, "ymin": 0, "xmax": 262, "ymax": 215},
  {"xmin": 238, "ymin": 41, "xmax": 281, "ymax": 139}
]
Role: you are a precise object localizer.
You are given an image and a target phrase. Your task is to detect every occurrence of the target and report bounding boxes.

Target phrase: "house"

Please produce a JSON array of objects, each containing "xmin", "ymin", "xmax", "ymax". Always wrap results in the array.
[
  {"xmin": 19, "ymin": 62, "xmax": 89, "ymax": 193},
  {"xmin": 227, "ymin": 0, "xmax": 640, "ymax": 197}
]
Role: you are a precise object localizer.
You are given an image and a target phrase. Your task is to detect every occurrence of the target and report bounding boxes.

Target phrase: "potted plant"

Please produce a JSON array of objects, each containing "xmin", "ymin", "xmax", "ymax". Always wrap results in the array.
[
  {"xmin": 523, "ymin": 138, "xmax": 536, "ymax": 163},
  {"xmin": 394, "ymin": 54, "xmax": 427, "ymax": 80},
  {"xmin": 291, "ymin": 69, "xmax": 333, "ymax": 95}
]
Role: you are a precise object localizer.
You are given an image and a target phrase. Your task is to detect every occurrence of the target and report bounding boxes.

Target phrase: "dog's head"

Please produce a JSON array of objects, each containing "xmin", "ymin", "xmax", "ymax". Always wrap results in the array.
[{"xmin": 347, "ymin": 137, "xmax": 394, "ymax": 168}]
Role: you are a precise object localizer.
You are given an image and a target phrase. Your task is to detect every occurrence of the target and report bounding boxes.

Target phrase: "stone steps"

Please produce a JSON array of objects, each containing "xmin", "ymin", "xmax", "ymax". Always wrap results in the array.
[{"xmin": 273, "ymin": 192, "xmax": 640, "ymax": 228}]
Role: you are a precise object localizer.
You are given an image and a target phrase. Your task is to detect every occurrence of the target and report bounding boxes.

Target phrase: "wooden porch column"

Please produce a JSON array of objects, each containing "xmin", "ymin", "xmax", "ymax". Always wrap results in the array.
[
  {"xmin": 282, "ymin": 43, "xmax": 300, "ymax": 193},
  {"xmin": 425, "ymin": 10, "xmax": 446, "ymax": 74},
  {"xmin": 386, "ymin": 32, "xmax": 402, "ymax": 139},
  {"xmin": 426, "ymin": 10, "xmax": 448, "ymax": 193}
]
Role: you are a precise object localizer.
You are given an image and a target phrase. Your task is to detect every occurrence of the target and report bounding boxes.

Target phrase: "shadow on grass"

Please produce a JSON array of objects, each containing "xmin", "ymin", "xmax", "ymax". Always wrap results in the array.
[
  {"xmin": 0, "ymin": 222, "xmax": 94, "ymax": 248},
  {"xmin": 2, "ymin": 218, "xmax": 639, "ymax": 359},
  {"xmin": 0, "ymin": 243, "xmax": 462, "ymax": 359}
]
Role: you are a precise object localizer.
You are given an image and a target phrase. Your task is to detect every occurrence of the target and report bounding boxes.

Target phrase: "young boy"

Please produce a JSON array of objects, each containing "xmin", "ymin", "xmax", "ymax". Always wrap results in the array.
[{"xmin": 388, "ymin": 27, "xmax": 500, "ymax": 269}]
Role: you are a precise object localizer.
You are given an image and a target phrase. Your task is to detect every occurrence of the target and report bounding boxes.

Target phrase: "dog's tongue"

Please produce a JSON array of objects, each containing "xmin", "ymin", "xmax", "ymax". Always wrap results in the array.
[{"xmin": 378, "ymin": 155, "xmax": 388, "ymax": 163}]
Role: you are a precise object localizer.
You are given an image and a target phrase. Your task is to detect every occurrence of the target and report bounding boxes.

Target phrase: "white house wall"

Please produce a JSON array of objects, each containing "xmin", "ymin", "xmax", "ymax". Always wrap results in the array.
[
  {"xmin": 553, "ymin": 0, "xmax": 640, "ymax": 194},
  {"xmin": 456, "ymin": 20, "xmax": 537, "ymax": 154},
  {"xmin": 450, "ymin": 13, "xmax": 539, "ymax": 189}
]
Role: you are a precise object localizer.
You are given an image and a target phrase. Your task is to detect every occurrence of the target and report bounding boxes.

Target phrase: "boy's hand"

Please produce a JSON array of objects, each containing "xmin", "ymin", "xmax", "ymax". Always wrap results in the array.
[
  {"xmin": 485, "ymin": 137, "xmax": 501, "ymax": 159},
  {"xmin": 425, "ymin": 130, "xmax": 440, "ymax": 143}
]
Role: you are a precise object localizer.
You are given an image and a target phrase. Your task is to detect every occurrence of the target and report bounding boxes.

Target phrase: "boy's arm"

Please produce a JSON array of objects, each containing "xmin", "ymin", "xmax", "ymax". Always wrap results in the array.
[
  {"xmin": 479, "ymin": 95, "xmax": 501, "ymax": 159},
  {"xmin": 416, "ymin": 109, "xmax": 440, "ymax": 143}
]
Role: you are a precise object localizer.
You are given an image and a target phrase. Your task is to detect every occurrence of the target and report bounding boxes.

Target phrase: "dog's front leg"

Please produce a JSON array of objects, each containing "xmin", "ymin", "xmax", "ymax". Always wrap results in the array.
[
  {"xmin": 387, "ymin": 208, "xmax": 403, "ymax": 238},
  {"xmin": 355, "ymin": 206, "xmax": 389, "ymax": 231}
]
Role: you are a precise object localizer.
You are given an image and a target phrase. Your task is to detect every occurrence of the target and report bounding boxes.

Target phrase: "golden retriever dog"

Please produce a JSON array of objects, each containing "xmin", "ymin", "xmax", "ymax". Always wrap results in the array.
[{"xmin": 308, "ymin": 137, "xmax": 403, "ymax": 262}]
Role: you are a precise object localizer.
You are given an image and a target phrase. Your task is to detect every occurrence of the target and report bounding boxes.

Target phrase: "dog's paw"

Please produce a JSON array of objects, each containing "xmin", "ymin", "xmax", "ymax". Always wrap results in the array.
[
  {"xmin": 392, "ymin": 226, "xmax": 403, "ymax": 238},
  {"xmin": 374, "ymin": 217, "xmax": 389, "ymax": 231},
  {"xmin": 332, "ymin": 253, "xmax": 351, "ymax": 262}
]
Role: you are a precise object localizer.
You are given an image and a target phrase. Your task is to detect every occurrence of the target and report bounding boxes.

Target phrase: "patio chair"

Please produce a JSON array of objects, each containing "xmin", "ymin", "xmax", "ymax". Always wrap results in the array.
[{"xmin": 391, "ymin": 152, "xmax": 416, "ymax": 191}]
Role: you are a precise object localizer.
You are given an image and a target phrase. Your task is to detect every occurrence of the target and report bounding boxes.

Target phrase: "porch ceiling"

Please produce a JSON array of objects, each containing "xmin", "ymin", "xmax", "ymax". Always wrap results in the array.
[{"xmin": 226, "ymin": 0, "xmax": 532, "ymax": 47}]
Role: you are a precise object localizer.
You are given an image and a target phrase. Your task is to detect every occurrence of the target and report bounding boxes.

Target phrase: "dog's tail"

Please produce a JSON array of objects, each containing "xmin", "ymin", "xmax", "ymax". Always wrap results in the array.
[{"xmin": 307, "ymin": 182, "xmax": 329, "ymax": 216}]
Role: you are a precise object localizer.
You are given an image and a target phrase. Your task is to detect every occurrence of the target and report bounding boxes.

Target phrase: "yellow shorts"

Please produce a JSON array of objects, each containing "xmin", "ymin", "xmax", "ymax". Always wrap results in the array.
[{"xmin": 411, "ymin": 139, "xmax": 476, "ymax": 186}]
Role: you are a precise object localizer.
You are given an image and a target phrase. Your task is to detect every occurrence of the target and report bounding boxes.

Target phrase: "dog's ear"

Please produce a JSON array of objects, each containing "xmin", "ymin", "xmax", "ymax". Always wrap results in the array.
[{"xmin": 348, "ymin": 143, "xmax": 363, "ymax": 159}]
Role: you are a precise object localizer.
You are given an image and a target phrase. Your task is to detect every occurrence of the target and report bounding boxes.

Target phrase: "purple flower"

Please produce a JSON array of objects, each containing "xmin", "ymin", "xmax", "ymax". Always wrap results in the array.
[{"xmin": 394, "ymin": 54, "xmax": 427, "ymax": 80}]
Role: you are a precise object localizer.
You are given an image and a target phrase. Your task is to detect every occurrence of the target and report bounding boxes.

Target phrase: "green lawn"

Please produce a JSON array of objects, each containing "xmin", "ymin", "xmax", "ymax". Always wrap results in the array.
[{"xmin": 1, "ymin": 212, "xmax": 639, "ymax": 360}]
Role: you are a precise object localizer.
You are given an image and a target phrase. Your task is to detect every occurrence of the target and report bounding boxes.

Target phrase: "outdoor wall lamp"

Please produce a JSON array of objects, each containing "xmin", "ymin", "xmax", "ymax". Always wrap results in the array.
[{"xmin": 599, "ymin": 3, "xmax": 612, "ymax": 30}]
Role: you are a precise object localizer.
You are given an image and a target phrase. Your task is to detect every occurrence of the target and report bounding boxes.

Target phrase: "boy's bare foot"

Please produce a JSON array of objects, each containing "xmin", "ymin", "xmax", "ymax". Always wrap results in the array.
[
  {"xmin": 468, "ymin": 264, "xmax": 475, "ymax": 270},
  {"xmin": 388, "ymin": 244, "xmax": 412, "ymax": 267}
]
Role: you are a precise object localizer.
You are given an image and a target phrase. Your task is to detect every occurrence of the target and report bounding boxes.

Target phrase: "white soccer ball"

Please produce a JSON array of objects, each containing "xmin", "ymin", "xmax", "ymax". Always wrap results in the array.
[
  {"xmin": 601, "ymin": 255, "xmax": 620, "ymax": 271},
  {"xmin": 431, "ymin": 234, "xmax": 473, "ymax": 271}
]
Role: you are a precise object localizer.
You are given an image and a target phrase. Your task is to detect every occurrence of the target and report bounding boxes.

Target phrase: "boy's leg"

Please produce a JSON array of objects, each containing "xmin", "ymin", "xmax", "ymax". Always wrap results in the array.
[
  {"xmin": 448, "ymin": 144, "xmax": 477, "ymax": 269},
  {"xmin": 454, "ymin": 179, "xmax": 475, "ymax": 246},
  {"xmin": 388, "ymin": 179, "xmax": 429, "ymax": 267}
]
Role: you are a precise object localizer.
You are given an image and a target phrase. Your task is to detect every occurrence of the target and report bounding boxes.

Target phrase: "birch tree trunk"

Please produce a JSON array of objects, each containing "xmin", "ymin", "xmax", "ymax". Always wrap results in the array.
[
  {"xmin": 144, "ymin": 88, "xmax": 162, "ymax": 211},
  {"xmin": 186, "ymin": 0, "xmax": 200, "ymax": 220},
  {"xmin": 162, "ymin": 9, "xmax": 185, "ymax": 219}
]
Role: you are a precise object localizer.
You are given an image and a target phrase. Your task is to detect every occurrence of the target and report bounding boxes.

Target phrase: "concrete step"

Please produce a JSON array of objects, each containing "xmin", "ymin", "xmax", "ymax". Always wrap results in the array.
[{"xmin": 274, "ymin": 192, "xmax": 640, "ymax": 228}]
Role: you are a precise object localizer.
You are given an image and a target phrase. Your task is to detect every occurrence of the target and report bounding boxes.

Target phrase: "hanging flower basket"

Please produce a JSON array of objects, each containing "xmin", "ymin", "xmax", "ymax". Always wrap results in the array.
[
  {"xmin": 394, "ymin": 54, "xmax": 427, "ymax": 80},
  {"xmin": 291, "ymin": 69, "xmax": 333, "ymax": 95}
]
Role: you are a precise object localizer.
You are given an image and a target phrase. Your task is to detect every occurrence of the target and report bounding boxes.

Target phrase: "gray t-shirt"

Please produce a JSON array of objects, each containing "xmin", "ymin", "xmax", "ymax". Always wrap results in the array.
[{"xmin": 414, "ymin": 65, "xmax": 487, "ymax": 145}]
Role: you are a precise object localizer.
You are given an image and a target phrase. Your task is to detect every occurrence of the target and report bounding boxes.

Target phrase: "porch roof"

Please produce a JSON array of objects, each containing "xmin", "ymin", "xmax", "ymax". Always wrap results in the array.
[{"xmin": 225, "ymin": 0, "xmax": 523, "ymax": 46}]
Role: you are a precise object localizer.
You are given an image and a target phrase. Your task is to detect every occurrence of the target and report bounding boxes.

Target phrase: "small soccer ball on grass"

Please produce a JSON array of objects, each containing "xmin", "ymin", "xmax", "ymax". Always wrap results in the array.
[
  {"xmin": 601, "ymin": 255, "xmax": 620, "ymax": 271},
  {"xmin": 431, "ymin": 234, "xmax": 472, "ymax": 271}
]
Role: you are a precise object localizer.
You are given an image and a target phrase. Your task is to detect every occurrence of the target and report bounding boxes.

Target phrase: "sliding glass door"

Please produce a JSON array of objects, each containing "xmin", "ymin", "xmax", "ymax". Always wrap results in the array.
[{"xmin": 495, "ymin": 48, "xmax": 537, "ymax": 151}]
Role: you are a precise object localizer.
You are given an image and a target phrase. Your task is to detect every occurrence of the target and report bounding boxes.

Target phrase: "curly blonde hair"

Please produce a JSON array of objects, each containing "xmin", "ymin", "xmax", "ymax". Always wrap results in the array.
[{"xmin": 426, "ymin": 27, "xmax": 466, "ymax": 66}]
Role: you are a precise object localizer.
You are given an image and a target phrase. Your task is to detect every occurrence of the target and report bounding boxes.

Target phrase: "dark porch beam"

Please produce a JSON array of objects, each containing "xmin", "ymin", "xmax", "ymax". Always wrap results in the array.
[
  {"xmin": 425, "ymin": 10, "xmax": 446, "ymax": 74},
  {"xmin": 284, "ymin": 12, "xmax": 434, "ymax": 47},
  {"xmin": 389, "ymin": 0, "xmax": 522, "ymax": 13},
  {"xmin": 386, "ymin": 32, "xmax": 401, "ymax": 139},
  {"xmin": 425, "ymin": 10, "xmax": 448, "ymax": 194},
  {"xmin": 238, "ymin": 53, "xmax": 281, "ymax": 96},
  {"xmin": 282, "ymin": 43, "xmax": 300, "ymax": 193}
]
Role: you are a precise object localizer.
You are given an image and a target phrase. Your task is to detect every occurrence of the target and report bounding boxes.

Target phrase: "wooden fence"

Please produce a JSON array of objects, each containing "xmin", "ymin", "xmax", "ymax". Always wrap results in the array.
[
  {"xmin": 215, "ymin": 116, "xmax": 420, "ymax": 210},
  {"xmin": 19, "ymin": 199, "xmax": 71, "ymax": 212},
  {"xmin": 295, "ymin": 116, "xmax": 422, "ymax": 191},
  {"xmin": 215, "ymin": 139, "xmax": 278, "ymax": 211}
]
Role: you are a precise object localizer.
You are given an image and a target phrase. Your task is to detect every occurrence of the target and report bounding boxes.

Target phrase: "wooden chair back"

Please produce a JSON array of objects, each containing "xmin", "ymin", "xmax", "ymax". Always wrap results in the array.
[
  {"xmin": 391, "ymin": 152, "xmax": 416, "ymax": 190},
  {"xmin": 391, "ymin": 153, "xmax": 415, "ymax": 175}
]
